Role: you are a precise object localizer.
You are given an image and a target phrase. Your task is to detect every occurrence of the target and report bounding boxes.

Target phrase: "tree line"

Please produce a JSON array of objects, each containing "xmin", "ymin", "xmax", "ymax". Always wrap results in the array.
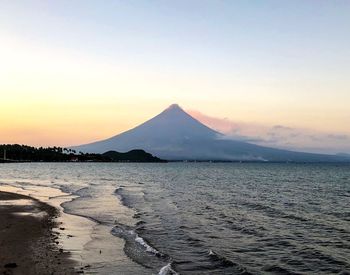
[{"xmin": 0, "ymin": 144, "xmax": 164, "ymax": 162}]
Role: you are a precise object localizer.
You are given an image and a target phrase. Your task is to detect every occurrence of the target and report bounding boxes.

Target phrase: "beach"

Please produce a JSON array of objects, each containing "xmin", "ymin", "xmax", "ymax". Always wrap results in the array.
[
  {"xmin": 0, "ymin": 191, "xmax": 76, "ymax": 275},
  {"xmin": 0, "ymin": 180, "xmax": 149, "ymax": 275}
]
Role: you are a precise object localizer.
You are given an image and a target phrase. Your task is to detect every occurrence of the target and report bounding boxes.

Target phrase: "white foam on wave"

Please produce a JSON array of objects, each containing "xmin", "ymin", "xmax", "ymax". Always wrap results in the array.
[
  {"xmin": 158, "ymin": 263, "xmax": 178, "ymax": 275},
  {"xmin": 132, "ymin": 231, "xmax": 160, "ymax": 255},
  {"xmin": 115, "ymin": 228, "xmax": 162, "ymax": 256}
]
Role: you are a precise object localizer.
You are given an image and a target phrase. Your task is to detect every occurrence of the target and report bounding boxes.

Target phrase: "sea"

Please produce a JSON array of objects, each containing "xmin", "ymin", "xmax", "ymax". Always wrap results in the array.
[{"xmin": 0, "ymin": 163, "xmax": 349, "ymax": 274}]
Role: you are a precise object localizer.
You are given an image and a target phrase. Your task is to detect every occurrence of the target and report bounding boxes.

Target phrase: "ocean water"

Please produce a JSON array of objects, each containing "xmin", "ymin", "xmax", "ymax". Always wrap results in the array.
[{"xmin": 0, "ymin": 163, "xmax": 349, "ymax": 274}]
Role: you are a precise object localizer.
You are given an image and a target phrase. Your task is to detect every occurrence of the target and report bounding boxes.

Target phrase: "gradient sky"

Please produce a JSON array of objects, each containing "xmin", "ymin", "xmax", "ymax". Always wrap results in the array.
[{"xmin": 1, "ymin": 1, "xmax": 349, "ymax": 152}]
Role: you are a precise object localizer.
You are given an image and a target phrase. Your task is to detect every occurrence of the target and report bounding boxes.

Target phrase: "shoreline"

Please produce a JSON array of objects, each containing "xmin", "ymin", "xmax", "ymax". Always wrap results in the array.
[
  {"xmin": 0, "ymin": 184, "xmax": 151, "ymax": 274},
  {"xmin": 0, "ymin": 191, "xmax": 76, "ymax": 275}
]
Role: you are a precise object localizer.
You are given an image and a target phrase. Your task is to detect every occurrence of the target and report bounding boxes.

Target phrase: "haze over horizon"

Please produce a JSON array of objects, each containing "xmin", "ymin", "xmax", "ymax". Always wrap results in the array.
[{"xmin": 1, "ymin": 1, "xmax": 349, "ymax": 153}]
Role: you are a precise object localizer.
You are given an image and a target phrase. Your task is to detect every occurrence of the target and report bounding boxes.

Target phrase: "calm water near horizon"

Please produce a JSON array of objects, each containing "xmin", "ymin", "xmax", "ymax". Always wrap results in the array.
[{"xmin": 0, "ymin": 163, "xmax": 349, "ymax": 274}]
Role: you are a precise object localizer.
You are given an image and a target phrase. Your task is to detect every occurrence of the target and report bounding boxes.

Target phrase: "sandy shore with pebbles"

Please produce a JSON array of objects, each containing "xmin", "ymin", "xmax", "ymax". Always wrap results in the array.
[{"xmin": 0, "ymin": 191, "xmax": 77, "ymax": 275}]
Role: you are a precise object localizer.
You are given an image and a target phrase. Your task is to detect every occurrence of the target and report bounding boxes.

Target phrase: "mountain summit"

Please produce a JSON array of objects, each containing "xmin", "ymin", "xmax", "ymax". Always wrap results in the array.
[{"xmin": 72, "ymin": 104, "xmax": 349, "ymax": 162}]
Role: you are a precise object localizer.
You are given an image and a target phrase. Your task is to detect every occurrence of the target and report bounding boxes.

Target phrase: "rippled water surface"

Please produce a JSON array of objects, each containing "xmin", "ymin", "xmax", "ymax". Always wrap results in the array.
[{"xmin": 0, "ymin": 163, "xmax": 349, "ymax": 274}]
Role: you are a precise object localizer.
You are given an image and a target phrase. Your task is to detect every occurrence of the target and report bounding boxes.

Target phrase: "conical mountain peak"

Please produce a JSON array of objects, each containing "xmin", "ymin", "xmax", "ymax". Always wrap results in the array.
[
  {"xmin": 162, "ymin": 103, "xmax": 186, "ymax": 115},
  {"xmin": 153, "ymin": 104, "xmax": 218, "ymax": 136},
  {"xmin": 148, "ymin": 104, "xmax": 219, "ymax": 136},
  {"xmin": 157, "ymin": 103, "xmax": 194, "ymax": 120},
  {"xmin": 166, "ymin": 103, "xmax": 182, "ymax": 111}
]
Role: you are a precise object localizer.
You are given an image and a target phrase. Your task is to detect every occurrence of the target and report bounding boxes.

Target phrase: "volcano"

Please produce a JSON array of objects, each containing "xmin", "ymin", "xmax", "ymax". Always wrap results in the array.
[{"xmin": 72, "ymin": 104, "xmax": 349, "ymax": 162}]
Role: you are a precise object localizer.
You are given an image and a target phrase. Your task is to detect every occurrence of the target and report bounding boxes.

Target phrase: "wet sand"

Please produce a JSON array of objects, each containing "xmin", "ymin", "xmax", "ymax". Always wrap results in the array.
[{"xmin": 0, "ymin": 191, "xmax": 76, "ymax": 275}]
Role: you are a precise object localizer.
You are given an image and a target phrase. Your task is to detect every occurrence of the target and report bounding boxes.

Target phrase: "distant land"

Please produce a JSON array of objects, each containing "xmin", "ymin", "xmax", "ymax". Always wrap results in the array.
[
  {"xmin": 336, "ymin": 153, "xmax": 350, "ymax": 158},
  {"xmin": 72, "ymin": 104, "xmax": 350, "ymax": 163},
  {"xmin": 0, "ymin": 145, "xmax": 164, "ymax": 163}
]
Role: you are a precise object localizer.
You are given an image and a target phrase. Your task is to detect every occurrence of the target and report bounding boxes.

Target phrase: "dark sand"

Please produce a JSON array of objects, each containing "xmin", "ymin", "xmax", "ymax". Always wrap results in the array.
[{"xmin": 0, "ymin": 191, "xmax": 76, "ymax": 275}]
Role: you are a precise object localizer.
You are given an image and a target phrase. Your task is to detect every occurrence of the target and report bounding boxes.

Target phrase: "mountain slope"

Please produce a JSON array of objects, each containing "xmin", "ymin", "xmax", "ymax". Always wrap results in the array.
[{"xmin": 72, "ymin": 104, "xmax": 350, "ymax": 162}]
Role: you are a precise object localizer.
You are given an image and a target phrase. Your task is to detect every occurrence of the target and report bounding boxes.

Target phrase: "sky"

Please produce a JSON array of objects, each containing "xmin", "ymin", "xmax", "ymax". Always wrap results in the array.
[{"xmin": 0, "ymin": 1, "xmax": 349, "ymax": 153}]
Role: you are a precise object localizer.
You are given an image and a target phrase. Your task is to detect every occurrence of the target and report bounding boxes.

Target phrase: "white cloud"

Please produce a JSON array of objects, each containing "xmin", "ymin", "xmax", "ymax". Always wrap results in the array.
[{"xmin": 188, "ymin": 110, "xmax": 350, "ymax": 154}]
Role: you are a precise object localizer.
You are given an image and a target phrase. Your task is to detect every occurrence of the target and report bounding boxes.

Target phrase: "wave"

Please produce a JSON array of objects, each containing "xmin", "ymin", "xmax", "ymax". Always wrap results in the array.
[
  {"xmin": 208, "ymin": 249, "xmax": 236, "ymax": 268},
  {"xmin": 112, "ymin": 223, "xmax": 166, "ymax": 258},
  {"xmin": 158, "ymin": 263, "xmax": 178, "ymax": 275},
  {"xmin": 207, "ymin": 249, "xmax": 252, "ymax": 274},
  {"xmin": 224, "ymin": 220, "xmax": 265, "ymax": 238},
  {"xmin": 114, "ymin": 187, "xmax": 125, "ymax": 204},
  {"xmin": 72, "ymin": 186, "xmax": 93, "ymax": 198},
  {"xmin": 114, "ymin": 185, "xmax": 138, "ymax": 209},
  {"xmin": 295, "ymin": 247, "xmax": 350, "ymax": 269},
  {"xmin": 135, "ymin": 234, "xmax": 161, "ymax": 255},
  {"xmin": 111, "ymin": 223, "xmax": 171, "ymax": 271}
]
